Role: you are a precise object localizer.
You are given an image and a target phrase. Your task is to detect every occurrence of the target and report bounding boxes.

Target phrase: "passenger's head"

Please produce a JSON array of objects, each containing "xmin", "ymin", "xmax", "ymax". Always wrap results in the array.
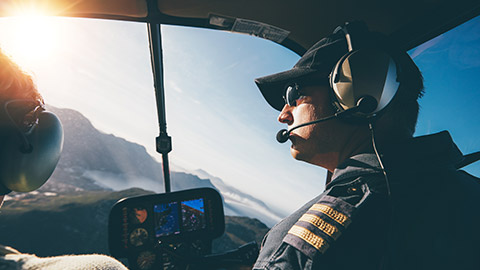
[
  {"xmin": 0, "ymin": 49, "xmax": 42, "ymax": 103},
  {"xmin": 0, "ymin": 50, "xmax": 42, "ymax": 206},
  {"xmin": 255, "ymin": 22, "xmax": 424, "ymax": 168},
  {"xmin": 0, "ymin": 49, "xmax": 46, "ymax": 202}
]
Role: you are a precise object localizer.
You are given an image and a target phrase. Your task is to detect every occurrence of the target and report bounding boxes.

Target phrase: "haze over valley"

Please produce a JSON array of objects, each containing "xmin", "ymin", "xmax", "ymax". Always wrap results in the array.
[{"xmin": 8, "ymin": 106, "xmax": 283, "ymax": 227}]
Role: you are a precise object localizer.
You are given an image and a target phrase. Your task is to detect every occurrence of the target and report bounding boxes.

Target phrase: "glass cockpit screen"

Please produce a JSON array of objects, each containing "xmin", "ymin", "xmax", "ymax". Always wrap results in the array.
[
  {"xmin": 154, "ymin": 198, "xmax": 206, "ymax": 238},
  {"xmin": 181, "ymin": 199, "xmax": 206, "ymax": 232},
  {"xmin": 154, "ymin": 202, "xmax": 180, "ymax": 237}
]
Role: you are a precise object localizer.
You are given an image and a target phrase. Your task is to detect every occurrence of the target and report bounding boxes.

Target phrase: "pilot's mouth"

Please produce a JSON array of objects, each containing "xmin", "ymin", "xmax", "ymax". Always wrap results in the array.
[{"xmin": 289, "ymin": 134, "xmax": 296, "ymax": 145}]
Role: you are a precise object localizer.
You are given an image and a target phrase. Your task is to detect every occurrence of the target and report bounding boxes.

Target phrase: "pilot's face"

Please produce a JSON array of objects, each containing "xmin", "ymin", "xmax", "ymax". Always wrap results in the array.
[{"xmin": 278, "ymin": 84, "xmax": 350, "ymax": 170}]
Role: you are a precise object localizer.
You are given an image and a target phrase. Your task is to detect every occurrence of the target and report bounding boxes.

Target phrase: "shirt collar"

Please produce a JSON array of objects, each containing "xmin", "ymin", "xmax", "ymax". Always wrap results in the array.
[
  {"xmin": 328, "ymin": 153, "xmax": 383, "ymax": 189},
  {"xmin": 327, "ymin": 131, "xmax": 464, "ymax": 189}
]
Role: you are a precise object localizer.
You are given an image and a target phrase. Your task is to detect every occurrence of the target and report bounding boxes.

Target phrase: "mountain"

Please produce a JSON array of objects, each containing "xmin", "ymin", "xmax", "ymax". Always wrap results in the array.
[
  {"xmin": 0, "ymin": 106, "xmax": 275, "ymax": 265},
  {"xmin": 193, "ymin": 169, "xmax": 283, "ymax": 227},
  {"xmin": 44, "ymin": 106, "xmax": 223, "ymax": 194},
  {"xmin": 42, "ymin": 106, "xmax": 281, "ymax": 226},
  {"xmin": 43, "ymin": 106, "xmax": 164, "ymax": 193}
]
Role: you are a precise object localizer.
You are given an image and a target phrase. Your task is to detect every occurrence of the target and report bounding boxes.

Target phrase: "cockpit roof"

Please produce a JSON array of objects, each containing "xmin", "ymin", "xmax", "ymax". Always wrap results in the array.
[{"xmin": 0, "ymin": 0, "xmax": 479, "ymax": 54}]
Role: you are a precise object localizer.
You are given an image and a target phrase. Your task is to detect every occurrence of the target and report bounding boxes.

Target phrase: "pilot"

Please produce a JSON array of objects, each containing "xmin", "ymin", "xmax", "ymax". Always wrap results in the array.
[
  {"xmin": 0, "ymin": 49, "xmax": 128, "ymax": 270},
  {"xmin": 253, "ymin": 22, "xmax": 480, "ymax": 269}
]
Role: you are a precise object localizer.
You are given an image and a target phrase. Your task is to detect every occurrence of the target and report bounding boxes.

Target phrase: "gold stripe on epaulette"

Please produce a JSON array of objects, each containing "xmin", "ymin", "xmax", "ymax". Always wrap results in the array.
[
  {"xmin": 299, "ymin": 214, "xmax": 341, "ymax": 240},
  {"xmin": 310, "ymin": 204, "xmax": 351, "ymax": 227},
  {"xmin": 288, "ymin": 225, "xmax": 329, "ymax": 253}
]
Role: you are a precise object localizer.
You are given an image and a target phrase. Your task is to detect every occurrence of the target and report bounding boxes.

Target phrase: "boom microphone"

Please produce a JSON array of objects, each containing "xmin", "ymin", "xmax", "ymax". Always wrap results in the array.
[
  {"xmin": 276, "ymin": 114, "xmax": 338, "ymax": 143},
  {"xmin": 276, "ymin": 96, "xmax": 377, "ymax": 143}
]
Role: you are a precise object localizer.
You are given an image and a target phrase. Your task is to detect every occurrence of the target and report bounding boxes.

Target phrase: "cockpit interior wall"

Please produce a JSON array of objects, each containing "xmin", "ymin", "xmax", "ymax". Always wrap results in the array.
[
  {"xmin": 0, "ymin": 0, "xmax": 478, "ymax": 53},
  {"xmin": 156, "ymin": 0, "xmax": 480, "ymax": 51}
]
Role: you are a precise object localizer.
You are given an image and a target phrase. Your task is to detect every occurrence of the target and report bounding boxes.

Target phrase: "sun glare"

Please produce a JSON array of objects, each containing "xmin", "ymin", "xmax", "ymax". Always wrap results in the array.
[{"xmin": 0, "ymin": 12, "xmax": 61, "ymax": 69}]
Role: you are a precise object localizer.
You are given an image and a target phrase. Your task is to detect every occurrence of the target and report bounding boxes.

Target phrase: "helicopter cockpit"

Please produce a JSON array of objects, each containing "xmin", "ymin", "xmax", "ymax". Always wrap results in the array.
[{"xmin": 0, "ymin": 0, "xmax": 479, "ymax": 269}]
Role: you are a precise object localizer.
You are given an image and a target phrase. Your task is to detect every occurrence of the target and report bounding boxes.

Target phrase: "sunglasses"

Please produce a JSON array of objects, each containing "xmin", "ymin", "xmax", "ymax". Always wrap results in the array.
[
  {"xmin": 4, "ymin": 99, "xmax": 45, "ymax": 132},
  {"xmin": 283, "ymin": 83, "xmax": 305, "ymax": 107}
]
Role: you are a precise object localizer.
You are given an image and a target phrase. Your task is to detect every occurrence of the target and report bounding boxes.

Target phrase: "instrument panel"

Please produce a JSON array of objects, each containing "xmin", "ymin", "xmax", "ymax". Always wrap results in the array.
[{"xmin": 109, "ymin": 188, "xmax": 225, "ymax": 269}]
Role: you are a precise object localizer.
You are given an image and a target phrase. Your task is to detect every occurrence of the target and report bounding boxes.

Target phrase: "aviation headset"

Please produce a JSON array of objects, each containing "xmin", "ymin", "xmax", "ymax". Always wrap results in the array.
[
  {"xmin": 328, "ymin": 22, "xmax": 402, "ymax": 119},
  {"xmin": 328, "ymin": 22, "xmax": 402, "ymax": 195},
  {"xmin": 277, "ymin": 22, "xmax": 404, "ymax": 143},
  {"xmin": 329, "ymin": 24, "xmax": 403, "ymax": 265},
  {"xmin": 0, "ymin": 99, "xmax": 63, "ymax": 195}
]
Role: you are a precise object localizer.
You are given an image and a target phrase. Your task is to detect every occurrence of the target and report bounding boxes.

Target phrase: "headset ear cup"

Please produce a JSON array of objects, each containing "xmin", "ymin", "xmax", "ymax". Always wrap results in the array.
[
  {"xmin": 0, "ymin": 111, "xmax": 63, "ymax": 192},
  {"xmin": 330, "ymin": 49, "xmax": 400, "ymax": 117},
  {"xmin": 330, "ymin": 52, "xmax": 354, "ymax": 113}
]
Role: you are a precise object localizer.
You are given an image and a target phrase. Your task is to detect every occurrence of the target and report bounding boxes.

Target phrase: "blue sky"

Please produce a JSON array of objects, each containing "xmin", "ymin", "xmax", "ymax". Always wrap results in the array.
[
  {"xmin": 0, "ymin": 14, "xmax": 478, "ymax": 217},
  {"xmin": 411, "ymin": 16, "xmax": 480, "ymax": 175}
]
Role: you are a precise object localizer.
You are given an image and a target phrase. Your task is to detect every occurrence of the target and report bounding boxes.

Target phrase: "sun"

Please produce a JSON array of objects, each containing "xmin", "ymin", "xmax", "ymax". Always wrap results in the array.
[{"xmin": 0, "ymin": 12, "xmax": 61, "ymax": 69}]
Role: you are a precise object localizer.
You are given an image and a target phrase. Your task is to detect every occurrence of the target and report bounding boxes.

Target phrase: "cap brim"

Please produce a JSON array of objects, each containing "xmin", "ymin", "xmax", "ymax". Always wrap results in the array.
[{"xmin": 255, "ymin": 68, "xmax": 318, "ymax": 111}]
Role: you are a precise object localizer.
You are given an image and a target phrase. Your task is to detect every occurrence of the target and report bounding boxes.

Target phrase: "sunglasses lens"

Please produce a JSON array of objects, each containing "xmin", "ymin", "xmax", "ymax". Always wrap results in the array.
[
  {"xmin": 5, "ymin": 100, "xmax": 42, "ymax": 129},
  {"xmin": 284, "ymin": 84, "xmax": 300, "ymax": 106}
]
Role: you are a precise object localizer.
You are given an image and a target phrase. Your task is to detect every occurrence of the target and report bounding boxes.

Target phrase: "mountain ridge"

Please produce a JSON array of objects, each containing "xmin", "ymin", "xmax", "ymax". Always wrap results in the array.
[{"xmin": 41, "ymin": 105, "xmax": 282, "ymax": 226}]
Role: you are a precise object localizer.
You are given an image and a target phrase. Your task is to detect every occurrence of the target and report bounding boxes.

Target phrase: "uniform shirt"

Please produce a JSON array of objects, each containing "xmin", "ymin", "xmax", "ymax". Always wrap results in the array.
[
  {"xmin": 253, "ymin": 131, "xmax": 480, "ymax": 270},
  {"xmin": 0, "ymin": 245, "xmax": 128, "ymax": 270}
]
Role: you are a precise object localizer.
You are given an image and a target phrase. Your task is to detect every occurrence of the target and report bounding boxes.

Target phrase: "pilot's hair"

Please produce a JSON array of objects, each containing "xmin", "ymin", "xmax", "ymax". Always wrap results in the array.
[
  {"xmin": 0, "ymin": 49, "xmax": 43, "ymax": 102},
  {"xmin": 379, "ymin": 46, "xmax": 424, "ymax": 139}
]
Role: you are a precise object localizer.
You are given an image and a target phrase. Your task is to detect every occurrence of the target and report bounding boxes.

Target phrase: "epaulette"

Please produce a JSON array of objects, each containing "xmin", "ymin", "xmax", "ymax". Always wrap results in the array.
[{"xmin": 282, "ymin": 194, "xmax": 357, "ymax": 259}]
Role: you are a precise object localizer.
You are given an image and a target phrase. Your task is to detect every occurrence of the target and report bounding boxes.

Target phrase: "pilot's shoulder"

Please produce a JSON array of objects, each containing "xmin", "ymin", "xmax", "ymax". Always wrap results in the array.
[{"xmin": 283, "ymin": 178, "xmax": 380, "ymax": 259}]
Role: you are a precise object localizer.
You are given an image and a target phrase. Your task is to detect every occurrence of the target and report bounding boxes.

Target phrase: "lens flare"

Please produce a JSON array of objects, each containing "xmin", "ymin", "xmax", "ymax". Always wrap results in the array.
[{"xmin": 0, "ymin": 3, "xmax": 62, "ymax": 69}]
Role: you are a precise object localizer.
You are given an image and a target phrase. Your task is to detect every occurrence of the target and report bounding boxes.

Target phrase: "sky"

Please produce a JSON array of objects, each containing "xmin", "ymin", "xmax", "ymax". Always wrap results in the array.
[
  {"xmin": 410, "ymin": 16, "xmax": 480, "ymax": 175},
  {"xmin": 0, "ymin": 14, "xmax": 478, "ymax": 217}
]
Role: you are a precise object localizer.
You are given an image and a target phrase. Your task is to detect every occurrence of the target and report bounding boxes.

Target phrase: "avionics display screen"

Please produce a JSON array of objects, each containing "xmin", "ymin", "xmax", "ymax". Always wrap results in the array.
[
  {"xmin": 154, "ymin": 202, "xmax": 180, "ymax": 237},
  {"xmin": 154, "ymin": 198, "xmax": 206, "ymax": 237},
  {"xmin": 181, "ymin": 198, "xmax": 206, "ymax": 232}
]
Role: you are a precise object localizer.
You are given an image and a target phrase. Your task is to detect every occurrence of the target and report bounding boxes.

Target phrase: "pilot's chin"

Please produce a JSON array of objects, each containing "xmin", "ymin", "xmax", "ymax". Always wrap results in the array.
[
  {"xmin": 290, "ymin": 147, "xmax": 302, "ymax": 160},
  {"xmin": 291, "ymin": 143, "xmax": 313, "ymax": 163}
]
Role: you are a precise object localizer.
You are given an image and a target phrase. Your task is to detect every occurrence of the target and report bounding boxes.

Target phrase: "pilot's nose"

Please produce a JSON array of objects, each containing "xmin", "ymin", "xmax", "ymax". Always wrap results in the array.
[{"xmin": 278, "ymin": 104, "xmax": 293, "ymax": 125}]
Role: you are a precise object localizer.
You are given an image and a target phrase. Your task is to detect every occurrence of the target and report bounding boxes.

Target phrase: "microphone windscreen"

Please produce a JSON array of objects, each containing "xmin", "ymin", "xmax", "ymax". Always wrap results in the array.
[{"xmin": 276, "ymin": 129, "xmax": 289, "ymax": 143}]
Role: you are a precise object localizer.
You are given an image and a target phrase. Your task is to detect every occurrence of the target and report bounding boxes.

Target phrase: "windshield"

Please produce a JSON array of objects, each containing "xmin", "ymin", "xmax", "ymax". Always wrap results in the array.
[
  {"xmin": 0, "ymin": 13, "xmax": 478, "ymax": 258},
  {"xmin": 0, "ymin": 16, "xmax": 327, "ymax": 228},
  {"xmin": 411, "ymin": 15, "xmax": 480, "ymax": 176}
]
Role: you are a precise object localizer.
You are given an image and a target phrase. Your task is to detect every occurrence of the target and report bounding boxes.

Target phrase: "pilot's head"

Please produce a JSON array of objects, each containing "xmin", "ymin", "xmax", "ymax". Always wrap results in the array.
[
  {"xmin": 255, "ymin": 21, "xmax": 424, "ymax": 171},
  {"xmin": 0, "ymin": 49, "xmax": 63, "ymax": 206}
]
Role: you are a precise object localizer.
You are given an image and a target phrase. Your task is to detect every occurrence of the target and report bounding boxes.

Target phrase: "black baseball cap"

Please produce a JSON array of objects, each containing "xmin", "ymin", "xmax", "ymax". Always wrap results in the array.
[{"xmin": 255, "ymin": 22, "xmax": 373, "ymax": 111}]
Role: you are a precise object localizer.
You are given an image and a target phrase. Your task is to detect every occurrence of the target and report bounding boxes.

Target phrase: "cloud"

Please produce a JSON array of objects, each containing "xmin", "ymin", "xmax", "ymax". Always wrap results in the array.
[
  {"xmin": 409, "ymin": 35, "xmax": 444, "ymax": 59},
  {"xmin": 168, "ymin": 80, "xmax": 183, "ymax": 93}
]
